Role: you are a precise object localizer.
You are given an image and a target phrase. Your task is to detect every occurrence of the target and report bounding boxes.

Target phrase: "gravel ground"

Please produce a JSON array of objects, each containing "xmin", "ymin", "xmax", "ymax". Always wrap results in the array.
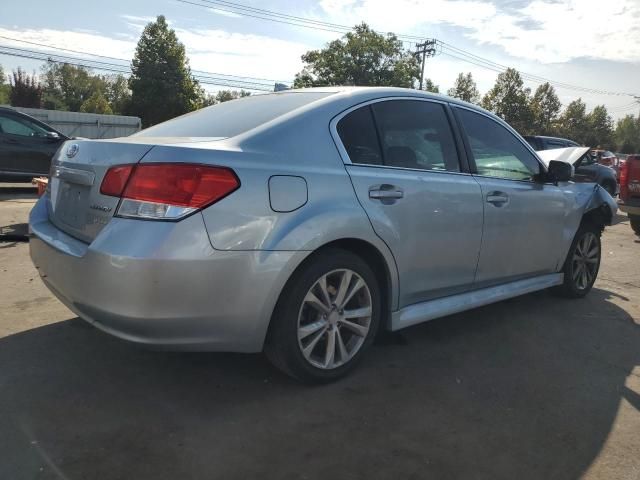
[{"xmin": 0, "ymin": 184, "xmax": 639, "ymax": 480}]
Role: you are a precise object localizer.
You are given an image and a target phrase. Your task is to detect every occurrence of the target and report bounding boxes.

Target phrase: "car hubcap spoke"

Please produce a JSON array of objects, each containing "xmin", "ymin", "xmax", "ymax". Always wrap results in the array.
[
  {"xmin": 572, "ymin": 232, "xmax": 599, "ymax": 290},
  {"xmin": 298, "ymin": 268, "xmax": 372, "ymax": 370}
]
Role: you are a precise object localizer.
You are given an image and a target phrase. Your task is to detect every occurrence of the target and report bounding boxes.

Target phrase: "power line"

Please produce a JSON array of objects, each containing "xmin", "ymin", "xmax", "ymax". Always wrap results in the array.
[
  {"xmin": 177, "ymin": 0, "xmax": 637, "ymax": 98},
  {"xmin": 0, "ymin": 34, "xmax": 292, "ymax": 85},
  {"xmin": 0, "ymin": 45, "xmax": 276, "ymax": 91}
]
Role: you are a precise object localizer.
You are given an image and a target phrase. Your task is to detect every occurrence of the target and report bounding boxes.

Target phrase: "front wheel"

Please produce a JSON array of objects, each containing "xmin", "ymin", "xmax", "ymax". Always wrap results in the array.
[
  {"xmin": 630, "ymin": 215, "xmax": 640, "ymax": 236},
  {"xmin": 553, "ymin": 224, "xmax": 601, "ymax": 298},
  {"xmin": 265, "ymin": 249, "xmax": 381, "ymax": 383}
]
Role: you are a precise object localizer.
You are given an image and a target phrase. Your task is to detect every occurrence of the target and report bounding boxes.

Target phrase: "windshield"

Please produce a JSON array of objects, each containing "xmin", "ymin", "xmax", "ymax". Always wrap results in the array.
[{"xmin": 134, "ymin": 92, "xmax": 333, "ymax": 138}]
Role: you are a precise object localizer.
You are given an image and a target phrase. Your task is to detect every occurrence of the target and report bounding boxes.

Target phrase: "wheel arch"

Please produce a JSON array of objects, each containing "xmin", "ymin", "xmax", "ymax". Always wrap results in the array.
[{"xmin": 264, "ymin": 237, "xmax": 398, "ymax": 348}]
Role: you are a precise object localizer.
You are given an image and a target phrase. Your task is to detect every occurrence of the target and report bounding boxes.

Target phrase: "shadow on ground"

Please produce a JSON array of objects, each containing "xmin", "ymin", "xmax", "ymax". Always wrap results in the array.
[{"xmin": 0, "ymin": 288, "xmax": 638, "ymax": 480}]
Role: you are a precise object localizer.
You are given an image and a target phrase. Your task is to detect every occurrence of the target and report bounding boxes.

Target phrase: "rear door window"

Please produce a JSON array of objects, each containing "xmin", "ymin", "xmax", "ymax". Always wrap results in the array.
[{"xmin": 371, "ymin": 100, "xmax": 460, "ymax": 172}]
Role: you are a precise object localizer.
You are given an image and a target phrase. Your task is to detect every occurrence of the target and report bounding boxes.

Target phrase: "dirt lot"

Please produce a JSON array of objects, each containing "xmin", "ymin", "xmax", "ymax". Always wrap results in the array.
[{"xmin": 1, "ymin": 185, "xmax": 639, "ymax": 480}]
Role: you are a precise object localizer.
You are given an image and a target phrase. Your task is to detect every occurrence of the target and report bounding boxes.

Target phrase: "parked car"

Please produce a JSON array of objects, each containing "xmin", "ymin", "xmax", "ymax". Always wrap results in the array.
[
  {"xmin": 29, "ymin": 87, "xmax": 617, "ymax": 382},
  {"xmin": 536, "ymin": 146, "xmax": 618, "ymax": 196},
  {"xmin": 523, "ymin": 135, "xmax": 579, "ymax": 151},
  {"xmin": 0, "ymin": 107, "xmax": 68, "ymax": 181},
  {"xmin": 618, "ymin": 154, "xmax": 640, "ymax": 234},
  {"xmin": 591, "ymin": 149, "xmax": 621, "ymax": 178}
]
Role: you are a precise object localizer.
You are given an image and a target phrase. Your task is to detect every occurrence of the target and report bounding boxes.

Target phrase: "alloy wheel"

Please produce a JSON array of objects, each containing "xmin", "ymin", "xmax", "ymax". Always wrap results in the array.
[
  {"xmin": 297, "ymin": 269, "xmax": 372, "ymax": 370},
  {"xmin": 571, "ymin": 232, "xmax": 600, "ymax": 290}
]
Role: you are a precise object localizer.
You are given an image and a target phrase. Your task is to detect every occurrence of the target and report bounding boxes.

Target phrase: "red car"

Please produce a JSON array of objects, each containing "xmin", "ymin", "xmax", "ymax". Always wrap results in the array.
[{"xmin": 618, "ymin": 154, "xmax": 640, "ymax": 234}]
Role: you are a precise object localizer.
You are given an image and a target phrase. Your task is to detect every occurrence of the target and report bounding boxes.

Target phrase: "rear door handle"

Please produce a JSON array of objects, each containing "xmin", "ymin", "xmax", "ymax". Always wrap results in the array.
[
  {"xmin": 369, "ymin": 185, "xmax": 404, "ymax": 200},
  {"xmin": 486, "ymin": 191, "xmax": 509, "ymax": 206}
]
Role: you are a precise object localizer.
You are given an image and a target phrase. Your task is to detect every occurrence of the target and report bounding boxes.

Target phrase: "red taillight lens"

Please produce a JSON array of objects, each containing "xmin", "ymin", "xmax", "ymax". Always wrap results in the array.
[
  {"xmin": 100, "ymin": 165, "xmax": 134, "ymax": 196},
  {"xmin": 619, "ymin": 160, "xmax": 629, "ymax": 200},
  {"xmin": 100, "ymin": 163, "xmax": 240, "ymax": 220},
  {"xmin": 122, "ymin": 164, "xmax": 239, "ymax": 208}
]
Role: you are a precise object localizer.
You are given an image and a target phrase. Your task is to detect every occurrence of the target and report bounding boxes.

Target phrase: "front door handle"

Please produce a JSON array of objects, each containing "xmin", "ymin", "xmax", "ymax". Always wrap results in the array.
[
  {"xmin": 486, "ymin": 191, "xmax": 509, "ymax": 206},
  {"xmin": 369, "ymin": 185, "xmax": 404, "ymax": 200}
]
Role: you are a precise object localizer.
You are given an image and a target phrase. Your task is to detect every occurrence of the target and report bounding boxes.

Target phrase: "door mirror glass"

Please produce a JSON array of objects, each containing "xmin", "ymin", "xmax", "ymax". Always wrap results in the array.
[{"xmin": 547, "ymin": 160, "xmax": 573, "ymax": 183}]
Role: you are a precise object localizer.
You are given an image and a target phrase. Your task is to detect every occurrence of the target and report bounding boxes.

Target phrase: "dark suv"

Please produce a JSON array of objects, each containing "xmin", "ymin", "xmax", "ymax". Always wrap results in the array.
[
  {"xmin": 524, "ymin": 135, "xmax": 618, "ymax": 196},
  {"xmin": 0, "ymin": 107, "xmax": 67, "ymax": 182}
]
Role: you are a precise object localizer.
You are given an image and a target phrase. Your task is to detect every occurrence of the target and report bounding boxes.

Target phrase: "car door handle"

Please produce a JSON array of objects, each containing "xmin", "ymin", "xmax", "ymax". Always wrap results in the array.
[
  {"xmin": 486, "ymin": 191, "xmax": 509, "ymax": 206},
  {"xmin": 369, "ymin": 185, "xmax": 404, "ymax": 200}
]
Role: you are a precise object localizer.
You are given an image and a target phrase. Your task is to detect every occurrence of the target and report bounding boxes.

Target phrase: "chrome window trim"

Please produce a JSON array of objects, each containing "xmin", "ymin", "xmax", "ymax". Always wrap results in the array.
[{"xmin": 329, "ymin": 96, "xmax": 470, "ymax": 176}]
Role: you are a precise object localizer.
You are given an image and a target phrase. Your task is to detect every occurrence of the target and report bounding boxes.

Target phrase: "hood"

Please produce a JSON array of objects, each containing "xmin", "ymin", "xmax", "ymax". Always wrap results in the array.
[{"xmin": 536, "ymin": 147, "xmax": 590, "ymax": 166}]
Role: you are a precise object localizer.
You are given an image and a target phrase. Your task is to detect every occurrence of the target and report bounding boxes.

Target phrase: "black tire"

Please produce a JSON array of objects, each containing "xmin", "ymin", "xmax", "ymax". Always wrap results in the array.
[
  {"xmin": 601, "ymin": 180, "xmax": 616, "ymax": 197},
  {"xmin": 630, "ymin": 215, "xmax": 640, "ymax": 236},
  {"xmin": 552, "ymin": 222, "xmax": 601, "ymax": 298},
  {"xmin": 265, "ymin": 248, "xmax": 381, "ymax": 383}
]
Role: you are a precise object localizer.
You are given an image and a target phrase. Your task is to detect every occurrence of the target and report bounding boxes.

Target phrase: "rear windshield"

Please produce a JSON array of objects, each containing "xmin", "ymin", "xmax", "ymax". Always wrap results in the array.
[{"xmin": 134, "ymin": 92, "xmax": 333, "ymax": 138}]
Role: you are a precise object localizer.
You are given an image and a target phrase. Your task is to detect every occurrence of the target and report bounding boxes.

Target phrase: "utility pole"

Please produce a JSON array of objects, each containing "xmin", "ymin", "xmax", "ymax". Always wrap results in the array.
[{"xmin": 414, "ymin": 39, "xmax": 437, "ymax": 91}]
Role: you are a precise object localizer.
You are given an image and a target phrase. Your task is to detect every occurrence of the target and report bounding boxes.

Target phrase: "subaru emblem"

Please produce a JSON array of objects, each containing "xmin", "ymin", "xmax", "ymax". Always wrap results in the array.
[{"xmin": 66, "ymin": 143, "xmax": 79, "ymax": 158}]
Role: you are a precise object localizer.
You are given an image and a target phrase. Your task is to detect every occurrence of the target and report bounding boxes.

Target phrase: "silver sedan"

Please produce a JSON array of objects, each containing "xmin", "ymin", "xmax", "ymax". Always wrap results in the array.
[{"xmin": 29, "ymin": 87, "xmax": 617, "ymax": 382}]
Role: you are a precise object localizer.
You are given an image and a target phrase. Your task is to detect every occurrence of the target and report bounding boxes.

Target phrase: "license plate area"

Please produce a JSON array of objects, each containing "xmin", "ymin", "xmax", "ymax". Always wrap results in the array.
[
  {"xmin": 55, "ymin": 180, "xmax": 91, "ymax": 229},
  {"xmin": 629, "ymin": 182, "xmax": 640, "ymax": 193}
]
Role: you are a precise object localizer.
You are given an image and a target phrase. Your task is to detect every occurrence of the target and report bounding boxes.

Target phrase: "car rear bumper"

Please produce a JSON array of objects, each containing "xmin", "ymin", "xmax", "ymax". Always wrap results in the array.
[
  {"xmin": 617, "ymin": 197, "xmax": 640, "ymax": 216},
  {"xmin": 29, "ymin": 196, "xmax": 306, "ymax": 352}
]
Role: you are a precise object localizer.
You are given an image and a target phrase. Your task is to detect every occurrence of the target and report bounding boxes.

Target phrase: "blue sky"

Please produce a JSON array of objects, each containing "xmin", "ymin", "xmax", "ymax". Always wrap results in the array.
[{"xmin": 1, "ymin": 0, "xmax": 639, "ymax": 118}]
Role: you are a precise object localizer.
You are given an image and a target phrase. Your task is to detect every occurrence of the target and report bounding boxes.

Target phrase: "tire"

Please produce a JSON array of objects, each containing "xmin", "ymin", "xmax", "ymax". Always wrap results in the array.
[
  {"xmin": 552, "ymin": 223, "xmax": 601, "ymax": 298},
  {"xmin": 630, "ymin": 215, "xmax": 640, "ymax": 236},
  {"xmin": 601, "ymin": 181, "xmax": 616, "ymax": 197},
  {"xmin": 265, "ymin": 248, "xmax": 381, "ymax": 383}
]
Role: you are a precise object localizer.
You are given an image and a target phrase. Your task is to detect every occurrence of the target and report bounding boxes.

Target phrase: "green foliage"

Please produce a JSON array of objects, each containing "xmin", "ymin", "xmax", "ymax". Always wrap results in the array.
[
  {"xmin": 103, "ymin": 74, "xmax": 131, "ymax": 115},
  {"xmin": 613, "ymin": 114, "xmax": 640, "ymax": 153},
  {"xmin": 481, "ymin": 68, "xmax": 532, "ymax": 134},
  {"xmin": 585, "ymin": 105, "xmax": 613, "ymax": 148},
  {"xmin": 0, "ymin": 64, "xmax": 9, "ymax": 104},
  {"xmin": 9, "ymin": 68, "xmax": 42, "ymax": 108},
  {"xmin": 80, "ymin": 91, "xmax": 113, "ymax": 114},
  {"xmin": 530, "ymin": 82, "xmax": 561, "ymax": 135},
  {"xmin": 447, "ymin": 72, "xmax": 480, "ymax": 103},
  {"xmin": 557, "ymin": 98, "xmax": 588, "ymax": 143},
  {"xmin": 293, "ymin": 23, "xmax": 419, "ymax": 88},
  {"xmin": 129, "ymin": 15, "xmax": 203, "ymax": 126},
  {"xmin": 422, "ymin": 78, "xmax": 439, "ymax": 94},
  {"xmin": 41, "ymin": 63, "xmax": 105, "ymax": 112},
  {"xmin": 215, "ymin": 89, "xmax": 251, "ymax": 103}
]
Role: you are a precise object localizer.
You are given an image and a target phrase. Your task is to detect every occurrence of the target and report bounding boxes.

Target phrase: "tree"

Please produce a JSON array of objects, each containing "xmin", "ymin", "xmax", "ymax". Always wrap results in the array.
[
  {"xmin": 614, "ymin": 114, "xmax": 640, "ymax": 153},
  {"xmin": 530, "ymin": 82, "xmax": 561, "ymax": 135},
  {"xmin": 103, "ymin": 74, "xmax": 131, "ymax": 115},
  {"xmin": 558, "ymin": 98, "xmax": 588, "ymax": 144},
  {"xmin": 423, "ymin": 78, "xmax": 439, "ymax": 94},
  {"xmin": 481, "ymin": 68, "xmax": 532, "ymax": 134},
  {"xmin": 80, "ymin": 91, "xmax": 113, "ymax": 114},
  {"xmin": 585, "ymin": 105, "xmax": 613, "ymax": 148},
  {"xmin": 293, "ymin": 23, "xmax": 419, "ymax": 88},
  {"xmin": 215, "ymin": 89, "xmax": 251, "ymax": 103},
  {"xmin": 0, "ymin": 64, "xmax": 9, "ymax": 104},
  {"xmin": 129, "ymin": 15, "xmax": 203, "ymax": 126},
  {"xmin": 9, "ymin": 68, "xmax": 42, "ymax": 108},
  {"xmin": 41, "ymin": 63, "xmax": 106, "ymax": 112},
  {"xmin": 447, "ymin": 72, "xmax": 480, "ymax": 103}
]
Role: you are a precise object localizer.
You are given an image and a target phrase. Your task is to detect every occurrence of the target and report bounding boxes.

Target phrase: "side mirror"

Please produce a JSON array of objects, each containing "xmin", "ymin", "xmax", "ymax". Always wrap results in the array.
[
  {"xmin": 547, "ymin": 160, "xmax": 573, "ymax": 183},
  {"xmin": 44, "ymin": 131, "xmax": 60, "ymax": 141}
]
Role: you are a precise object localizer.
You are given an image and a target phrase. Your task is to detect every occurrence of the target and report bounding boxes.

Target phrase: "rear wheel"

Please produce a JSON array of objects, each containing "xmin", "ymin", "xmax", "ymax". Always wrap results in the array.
[
  {"xmin": 265, "ymin": 249, "xmax": 381, "ymax": 383},
  {"xmin": 553, "ymin": 223, "xmax": 601, "ymax": 298},
  {"xmin": 630, "ymin": 215, "xmax": 640, "ymax": 235}
]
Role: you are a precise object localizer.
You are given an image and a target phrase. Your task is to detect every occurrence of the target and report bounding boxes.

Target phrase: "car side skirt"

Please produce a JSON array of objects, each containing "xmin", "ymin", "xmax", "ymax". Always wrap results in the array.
[{"xmin": 391, "ymin": 273, "xmax": 564, "ymax": 331}]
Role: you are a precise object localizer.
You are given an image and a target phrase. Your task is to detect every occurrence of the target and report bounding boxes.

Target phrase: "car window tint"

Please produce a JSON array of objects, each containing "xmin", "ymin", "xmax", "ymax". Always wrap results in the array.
[
  {"xmin": 457, "ymin": 108, "xmax": 540, "ymax": 181},
  {"xmin": 0, "ymin": 114, "xmax": 46, "ymax": 137},
  {"xmin": 371, "ymin": 100, "xmax": 460, "ymax": 172},
  {"xmin": 336, "ymin": 105, "xmax": 383, "ymax": 165}
]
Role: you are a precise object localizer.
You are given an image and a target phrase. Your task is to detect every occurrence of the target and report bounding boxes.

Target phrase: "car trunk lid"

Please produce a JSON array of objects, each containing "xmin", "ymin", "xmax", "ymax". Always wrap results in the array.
[{"xmin": 47, "ymin": 139, "xmax": 156, "ymax": 243}]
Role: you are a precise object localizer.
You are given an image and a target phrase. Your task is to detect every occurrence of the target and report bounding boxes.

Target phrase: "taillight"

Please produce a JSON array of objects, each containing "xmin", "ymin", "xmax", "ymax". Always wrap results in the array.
[{"xmin": 100, "ymin": 163, "xmax": 239, "ymax": 220}]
